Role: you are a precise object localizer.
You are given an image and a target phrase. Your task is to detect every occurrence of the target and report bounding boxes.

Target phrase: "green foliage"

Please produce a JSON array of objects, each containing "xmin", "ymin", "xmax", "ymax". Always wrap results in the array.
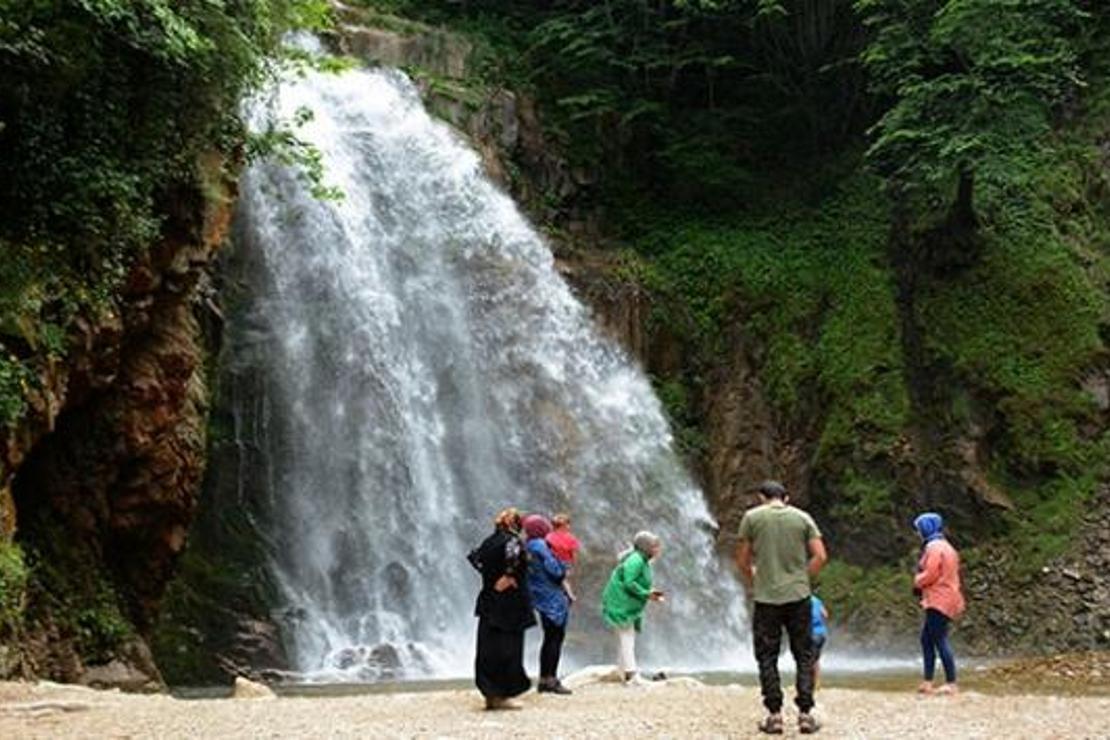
[
  {"xmin": 0, "ymin": 355, "xmax": 31, "ymax": 429},
  {"xmin": 0, "ymin": 540, "xmax": 28, "ymax": 639},
  {"xmin": 652, "ymin": 375, "xmax": 708, "ymax": 458},
  {"xmin": 1003, "ymin": 472, "xmax": 1095, "ymax": 577},
  {"xmin": 919, "ymin": 117, "xmax": 1109, "ymax": 480},
  {"xmin": 0, "ymin": 0, "xmax": 333, "ymax": 432},
  {"xmin": 74, "ymin": 593, "xmax": 133, "ymax": 664},
  {"xmin": 856, "ymin": 0, "xmax": 1086, "ymax": 212},
  {"xmin": 622, "ymin": 168, "xmax": 911, "ymax": 517},
  {"xmin": 358, "ymin": 0, "xmax": 868, "ymax": 203},
  {"xmin": 828, "ymin": 472, "xmax": 899, "ymax": 518},
  {"xmin": 20, "ymin": 520, "xmax": 135, "ymax": 664},
  {"xmin": 641, "ymin": 171, "xmax": 906, "ymax": 445},
  {"xmin": 247, "ymin": 107, "xmax": 345, "ymax": 202},
  {"xmin": 0, "ymin": 0, "xmax": 327, "ymax": 252},
  {"xmin": 816, "ymin": 558, "xmax": 918, "ymax": 629}
]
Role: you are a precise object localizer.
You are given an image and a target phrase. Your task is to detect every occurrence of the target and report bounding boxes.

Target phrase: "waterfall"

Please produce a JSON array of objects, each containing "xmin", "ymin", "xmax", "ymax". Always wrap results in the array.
[{"xmin": 230, "ymin": 52, "xmax": 748, "ymax": 681}]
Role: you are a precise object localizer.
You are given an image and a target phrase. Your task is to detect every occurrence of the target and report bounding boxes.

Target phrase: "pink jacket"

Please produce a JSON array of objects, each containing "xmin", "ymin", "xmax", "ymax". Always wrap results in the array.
[
  {"xmin": 915, "ymin": 539, "xmax": 965, "ymax": 619},
  {"xmin": 546, "ymin": 529, "xmax": 580, "ymax": 564}
]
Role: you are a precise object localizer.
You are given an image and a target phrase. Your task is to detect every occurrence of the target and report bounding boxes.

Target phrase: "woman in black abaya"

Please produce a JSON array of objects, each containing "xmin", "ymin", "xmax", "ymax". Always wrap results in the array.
[{"xmin": 467, "ymin": 507, "xmax": 536, "ymax": 709}]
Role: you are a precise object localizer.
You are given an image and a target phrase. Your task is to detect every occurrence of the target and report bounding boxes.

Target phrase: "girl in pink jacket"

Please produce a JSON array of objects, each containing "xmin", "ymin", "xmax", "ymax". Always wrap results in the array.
[{"xmin": 913, "ymin": 512, "xmax": 965, "ymax": 695}]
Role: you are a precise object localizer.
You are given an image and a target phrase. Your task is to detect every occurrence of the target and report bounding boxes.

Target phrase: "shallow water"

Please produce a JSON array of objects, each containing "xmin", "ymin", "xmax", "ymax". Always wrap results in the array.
[{"xmin": 173, "ymin": 654, "xmax": 1109, "ymax": 700}]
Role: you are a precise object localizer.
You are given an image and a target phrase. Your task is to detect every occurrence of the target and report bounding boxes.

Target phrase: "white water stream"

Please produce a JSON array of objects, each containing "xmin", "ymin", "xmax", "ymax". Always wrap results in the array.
[{"xmin": 232, "ymin": 51, "xmax": 748, "ymax": 681}]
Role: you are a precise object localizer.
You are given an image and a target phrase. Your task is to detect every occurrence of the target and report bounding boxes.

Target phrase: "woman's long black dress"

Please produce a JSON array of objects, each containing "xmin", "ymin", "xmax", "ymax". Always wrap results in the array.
[{"xmin": 468, "ymin": 529, "xmax": 535, "ymax": 698}]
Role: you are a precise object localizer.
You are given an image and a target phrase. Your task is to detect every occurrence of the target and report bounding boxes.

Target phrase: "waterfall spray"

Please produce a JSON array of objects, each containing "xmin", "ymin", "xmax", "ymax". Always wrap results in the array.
[{"xmin": 231, "ymin": 50, "xmax": 747, "ymax": 681}]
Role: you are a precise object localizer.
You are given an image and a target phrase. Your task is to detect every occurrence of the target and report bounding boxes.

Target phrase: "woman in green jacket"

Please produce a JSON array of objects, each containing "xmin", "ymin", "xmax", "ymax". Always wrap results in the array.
[{"xmin": 601, "ymin": 531, "xmax": 664, "ymax": 683}]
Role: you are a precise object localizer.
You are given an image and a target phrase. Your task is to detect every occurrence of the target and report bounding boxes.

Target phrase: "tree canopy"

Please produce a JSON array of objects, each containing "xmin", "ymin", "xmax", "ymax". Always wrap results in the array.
[
  {"xmin": 378, "ymin": 0, "xmax": 1104, "ymax": 229},
  {"xmin": 856, "ymin": 0, "xmax": 1087, "ymax": 225}
]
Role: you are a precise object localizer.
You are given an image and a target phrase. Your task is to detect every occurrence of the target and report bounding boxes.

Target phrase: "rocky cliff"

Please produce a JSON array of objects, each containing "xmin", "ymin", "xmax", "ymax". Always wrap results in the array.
[{"xmin": 0, "ymin": 156, "xmax": 236, "ymax": 689}]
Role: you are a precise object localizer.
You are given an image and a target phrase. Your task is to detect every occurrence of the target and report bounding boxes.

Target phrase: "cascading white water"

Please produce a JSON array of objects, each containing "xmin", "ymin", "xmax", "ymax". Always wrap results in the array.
[{"xmin": 233, "ymin": 50, "xmax": 748, "ymax": 681}]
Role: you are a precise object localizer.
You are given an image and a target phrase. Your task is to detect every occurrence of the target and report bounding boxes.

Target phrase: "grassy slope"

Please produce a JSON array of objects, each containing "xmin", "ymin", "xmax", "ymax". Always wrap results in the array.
[{"xmin": 624, "ymin": 115, "xmax": 1110, "ymax": 636}]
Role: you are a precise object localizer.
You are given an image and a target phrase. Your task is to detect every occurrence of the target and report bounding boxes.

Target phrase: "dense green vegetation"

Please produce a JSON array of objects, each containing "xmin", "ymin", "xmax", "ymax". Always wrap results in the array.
[
  {"xmin": 0, "ymin": 540, "xmax": 27, "ymax": 642},
  {"xmin": 636, "ymin": 170, "xmax": 912, "ymax": 519},
  {"xmin": 368, "ymin": 0, "xmax": 872, "ymax": 205},
  {"xmin": 0, "ymin": 0, "xmax": 331, "ymax": 429}
]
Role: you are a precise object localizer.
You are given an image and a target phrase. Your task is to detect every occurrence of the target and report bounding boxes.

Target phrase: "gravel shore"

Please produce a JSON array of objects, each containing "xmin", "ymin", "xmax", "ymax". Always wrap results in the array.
[{"xmin": 2, "ymin": 678, "xmax": 1109, "ymax": 739}]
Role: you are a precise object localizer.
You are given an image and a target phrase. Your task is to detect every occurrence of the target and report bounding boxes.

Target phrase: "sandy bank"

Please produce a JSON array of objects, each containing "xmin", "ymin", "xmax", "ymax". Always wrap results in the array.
[{"xmin": 3, "ymin": 678, "xmax": 1109, "ymax": 739}]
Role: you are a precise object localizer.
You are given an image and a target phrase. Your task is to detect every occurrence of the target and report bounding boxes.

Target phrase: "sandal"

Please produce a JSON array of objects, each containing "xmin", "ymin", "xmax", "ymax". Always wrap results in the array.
[
  {"xmin": 758, "ymin": 714, "xmax": 784, "ymax": 735},
  {"xmin": 798, "ymin": 713, "xmax": 821, "ymax": 734}
]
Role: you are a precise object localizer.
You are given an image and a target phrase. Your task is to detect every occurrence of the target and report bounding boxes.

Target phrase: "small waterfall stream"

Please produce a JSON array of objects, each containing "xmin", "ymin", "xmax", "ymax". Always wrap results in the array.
[{"xmin": 231, "ymin": 51, "xmax": 747, "ymax": 680}]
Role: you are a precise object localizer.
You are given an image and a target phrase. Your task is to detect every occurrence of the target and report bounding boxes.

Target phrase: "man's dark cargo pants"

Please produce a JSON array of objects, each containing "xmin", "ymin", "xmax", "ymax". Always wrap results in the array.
[{"xmin": 753, "ymin": 597, "xmax": 815, "ymax": 713}]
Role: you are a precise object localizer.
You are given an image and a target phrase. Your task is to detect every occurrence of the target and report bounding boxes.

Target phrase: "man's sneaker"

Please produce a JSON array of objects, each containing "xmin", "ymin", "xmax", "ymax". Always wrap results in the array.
[
  {"xmin": 757, "ymin": 713, "xmax": 784, "ymax": 735},
  {"xmin": 798, "ymin": 712, "xmax": 821, "ymax": 734}
]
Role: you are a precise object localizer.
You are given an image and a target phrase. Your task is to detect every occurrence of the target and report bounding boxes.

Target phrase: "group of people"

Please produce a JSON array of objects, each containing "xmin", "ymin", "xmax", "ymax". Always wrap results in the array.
[
  {"xmin": 466, "ymin": 480, "xmax": 966, "ymax": 735},
  {"xmin": 467, "ymin": 509, "xmax": 582, "ymax": 705}
]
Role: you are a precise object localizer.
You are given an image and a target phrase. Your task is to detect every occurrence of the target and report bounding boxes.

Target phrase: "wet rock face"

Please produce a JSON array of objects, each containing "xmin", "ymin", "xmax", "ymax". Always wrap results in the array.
[
  {"xmin": 703, "ymin": 338, "xmax": 812, "ymax": 550},
  {"xmin": 2, "ymin": 160, "xmax": 235, "ymax": 688},
  {"xmin": 77, "ymin": 639, "xmax": 163, "ymax": 693},
  {"xmin": 339, "ymin": 25, "xmax": 471, "ymax": 79},
  {"xmin": 554, "ymin": 257, "xmax": 653, "ymax": 364}
]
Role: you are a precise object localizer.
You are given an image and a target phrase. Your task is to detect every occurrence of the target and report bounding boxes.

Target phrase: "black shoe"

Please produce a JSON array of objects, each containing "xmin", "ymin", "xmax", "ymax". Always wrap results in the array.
[{"xmin": 537, "ymin": 679, "xmax": 573, "ymax": 695}]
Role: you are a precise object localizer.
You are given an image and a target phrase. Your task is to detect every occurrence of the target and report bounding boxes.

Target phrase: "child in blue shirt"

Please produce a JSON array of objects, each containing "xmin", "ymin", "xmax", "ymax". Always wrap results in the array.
[{"xmin": 811, "ymin": 594, "xmax": 829, "ymax": 688}]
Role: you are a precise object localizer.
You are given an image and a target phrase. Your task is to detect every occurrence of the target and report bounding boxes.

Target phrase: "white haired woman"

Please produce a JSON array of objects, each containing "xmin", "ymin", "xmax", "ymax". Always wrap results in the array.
[{"xmin": 600, "ymin": 531, "xmax": 664, "ymax": 684}]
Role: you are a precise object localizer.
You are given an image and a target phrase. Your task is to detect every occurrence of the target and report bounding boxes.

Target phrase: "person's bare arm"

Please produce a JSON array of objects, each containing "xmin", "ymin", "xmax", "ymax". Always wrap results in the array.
[
  {"xmin": 735, "ymin": 540, "xmax": 754, "ymax": 589},
  {"xmin": 807, "ymin": 537, "xmax": 827, "ymax": 579}
]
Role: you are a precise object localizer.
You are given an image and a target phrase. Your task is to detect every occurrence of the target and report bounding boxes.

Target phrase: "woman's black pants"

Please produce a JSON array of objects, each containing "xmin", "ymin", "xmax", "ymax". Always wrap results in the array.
[{"xmin": 539, "ymin": 615, "xmax": 566, "ymax": 678}]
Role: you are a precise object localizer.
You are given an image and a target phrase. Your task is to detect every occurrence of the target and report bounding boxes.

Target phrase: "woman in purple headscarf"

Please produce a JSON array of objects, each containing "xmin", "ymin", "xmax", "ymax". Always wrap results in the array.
[{"xmin": 522, "ymin": 514, "xmax": 572, "ymax": 694}]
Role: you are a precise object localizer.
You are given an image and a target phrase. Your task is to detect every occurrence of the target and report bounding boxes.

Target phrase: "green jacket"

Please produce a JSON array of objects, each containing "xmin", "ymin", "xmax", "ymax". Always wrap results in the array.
[{"xmin": 601, "ymin": 550, "xmax": 653, "ymax": 630}]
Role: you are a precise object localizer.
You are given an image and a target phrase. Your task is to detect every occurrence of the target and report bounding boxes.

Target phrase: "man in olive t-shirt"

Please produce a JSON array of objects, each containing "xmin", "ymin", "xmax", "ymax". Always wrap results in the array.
[{"xmin": 736, "ymin": 480, "xmax": 827, "ymax": 735}]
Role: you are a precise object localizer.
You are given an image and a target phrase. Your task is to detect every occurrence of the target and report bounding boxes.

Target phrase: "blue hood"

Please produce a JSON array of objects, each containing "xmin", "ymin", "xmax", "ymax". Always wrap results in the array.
[{"xmin": 913, "ymin": 512, "xmax": 945, "ymax": 544}]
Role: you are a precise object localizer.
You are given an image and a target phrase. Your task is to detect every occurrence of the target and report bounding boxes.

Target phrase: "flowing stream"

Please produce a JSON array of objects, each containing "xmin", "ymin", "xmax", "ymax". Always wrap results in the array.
[{"xmin": 231, "ymin": 50, "xmax": 747, "ymax": 681}]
